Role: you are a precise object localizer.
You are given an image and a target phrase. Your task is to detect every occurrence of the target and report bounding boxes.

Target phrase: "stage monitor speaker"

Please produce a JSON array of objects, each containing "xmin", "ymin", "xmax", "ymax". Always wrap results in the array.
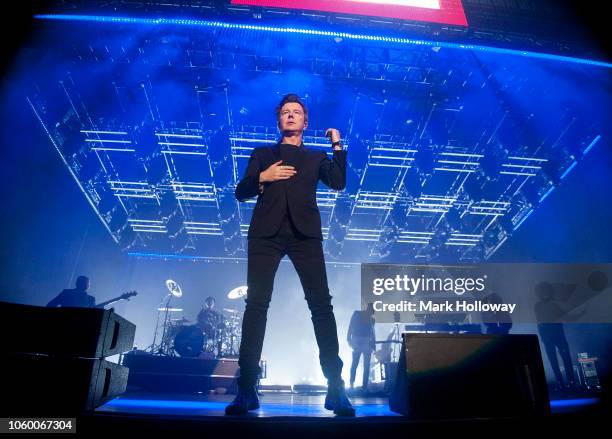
[
  {"xmin": 0, "ymin": 301, "xmax": 135, "ymax": 415},
  {"xmin": 2, "ymin": 352, "xmax": 129, "ymax": 416},
  {"xmin": 0, "ymin": 301, "xmax": 136, "ymax": 358},
  {"xmin": 389, "ymin": 333, "xmax": 550, "ymax": 419}
]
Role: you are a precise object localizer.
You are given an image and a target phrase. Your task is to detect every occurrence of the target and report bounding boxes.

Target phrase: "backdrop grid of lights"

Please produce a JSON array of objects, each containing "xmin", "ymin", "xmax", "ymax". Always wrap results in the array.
[{"xmin": 27, "ymin": 14, "xmax": 607, "ymax": 263}]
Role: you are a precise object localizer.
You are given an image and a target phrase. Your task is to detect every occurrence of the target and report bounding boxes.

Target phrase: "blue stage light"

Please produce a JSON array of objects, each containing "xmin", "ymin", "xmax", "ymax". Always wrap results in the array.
[
  {"xmin": 560, "ymin": 161, "xmax": 578, "ymax": 180},
  {"xmin": 127, "ymin": 251, "xmax": 246, "ymax": 262},
  {"xmin": 513, "ymin": 209, "xmax": 534, "ymax": 232},
  {"xmin": 538, "ymin": 186, "xmax": 555, "ymax": 204},
  {"xmin": 102, "ymin": 396, "xmax": 397, "ymax": 415},
  {"xmin": 104, "ymin": 398, "xmax": 228, "ymax": 410},
  {"xmin": 34, "ymin": 14, "xmax": 612, "ymax": 68},
  {"xmin": 583, "ymin": 135, "xmax": 602, "ymax": 156},
  {"xmin": 549, "ymin": 398, "xmax": 599, "ymax": 408}
]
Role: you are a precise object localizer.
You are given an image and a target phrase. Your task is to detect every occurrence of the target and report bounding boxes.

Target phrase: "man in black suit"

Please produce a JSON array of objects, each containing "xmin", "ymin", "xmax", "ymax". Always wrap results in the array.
[{"xmin": 226, "ymin": 94, "xmax": 354, "ymax": 416}]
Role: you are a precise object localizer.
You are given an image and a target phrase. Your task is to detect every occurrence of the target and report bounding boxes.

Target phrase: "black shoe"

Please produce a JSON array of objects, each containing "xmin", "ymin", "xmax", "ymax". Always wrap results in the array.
[
  {"xmin": 224, "ymin": 385, "xmax": 260, "ymax": 415},
  {"xmin": 324, "ymin": 380, "xmax": 355, "ymax": 417}
]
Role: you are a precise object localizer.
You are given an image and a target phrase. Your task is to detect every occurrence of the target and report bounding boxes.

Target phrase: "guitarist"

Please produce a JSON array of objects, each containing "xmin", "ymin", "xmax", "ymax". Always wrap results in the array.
[
  {"xmin": 347, "ymin": 302, "xmax": 376, "ymax": 393},
  {"xmin": 47, "ymin": 276, "xmax": 137, "ymax": 309},
  {"xmin": 47, "ymin": 276, "xmax": 96, "ymax": 308}
]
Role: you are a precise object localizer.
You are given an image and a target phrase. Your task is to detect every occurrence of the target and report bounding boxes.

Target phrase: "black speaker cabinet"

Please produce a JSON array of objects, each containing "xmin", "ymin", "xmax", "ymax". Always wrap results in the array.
[
  {"xmin": 0, "ymin": 301, "xmax": 136, "ymax": 358},
  {"xmin": 2, "ymin": 353, "xmax": 129, "ymax": 416},
  {"xmin": 389, "ymin": 333, "xmax": 550, "ymax": 419},
  {"xmin": 0, "ymin": 301, "xmax": 135, "ymax": 415}
]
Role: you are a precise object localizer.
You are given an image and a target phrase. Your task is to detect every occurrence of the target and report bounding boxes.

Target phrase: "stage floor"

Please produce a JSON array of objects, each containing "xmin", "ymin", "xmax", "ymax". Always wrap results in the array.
[
  {"xmin": 97, "ymin": 392, "xmax": 397, "ymax": 417},
  {"xmin": 96, "ymin": 391, "xmax": 600, "ymax": 418},
  {"xmin": 73, "ymin": 391, "xmax": 607, "ymax": 437}
]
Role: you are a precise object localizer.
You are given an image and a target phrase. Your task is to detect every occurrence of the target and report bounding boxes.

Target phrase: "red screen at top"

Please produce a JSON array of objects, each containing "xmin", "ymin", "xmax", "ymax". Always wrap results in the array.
[{"xmin": 230, "ymin": 0, "xmax": 468, "ymax": 27}]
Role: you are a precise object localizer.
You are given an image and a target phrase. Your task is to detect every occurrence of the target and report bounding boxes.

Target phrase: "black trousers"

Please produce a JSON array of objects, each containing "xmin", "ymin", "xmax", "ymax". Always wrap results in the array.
[
  {"xmin": 539, "ymin": 324, "xmax": 575, "ymax": 386},
  {"xmin": 237, "ymin": 212, "xmax": 344, "ymax": 388},
  {"xmin": 349, "ymin": 349, "xmax": 372, "ymax": 389}
]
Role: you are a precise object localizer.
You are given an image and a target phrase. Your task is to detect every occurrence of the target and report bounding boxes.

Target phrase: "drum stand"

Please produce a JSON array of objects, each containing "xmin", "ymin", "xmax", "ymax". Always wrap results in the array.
[
  {"xmin": 226, "ymin": 326, "xmax": 240, "ymax": 357},
  {"xmin": 159, "ymin": 294, "xmax": 177, "ymax": 355},
  {"xmin": 145, "ymin": 293, "xmax": 175, "ymax": 356},
  {"xmin": 390, "ymin": 321, "xmax": 401, "ymax": 362}
]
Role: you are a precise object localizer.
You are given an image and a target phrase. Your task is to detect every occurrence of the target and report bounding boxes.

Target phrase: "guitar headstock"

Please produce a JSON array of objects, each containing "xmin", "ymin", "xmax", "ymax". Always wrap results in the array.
[{"xmin": 121, "ymin": 290, "xmax": 138, "ymax": 300}]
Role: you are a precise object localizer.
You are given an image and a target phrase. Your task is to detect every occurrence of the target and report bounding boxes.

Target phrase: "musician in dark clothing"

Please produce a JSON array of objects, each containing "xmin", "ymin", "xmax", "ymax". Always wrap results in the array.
[
  {"xmin": 197, "ymin": 296, "xmax": 225, "ymax": 332},
  {"xmin": 347, "ymin": 303, "xmax": 376, "ymax": 392},
  {"xmin": 534, "ymin": 282, "xmax": 579, "ymax": 389},
  {"xmin": 47, "ymin": 276, "xmax": 95, "ymax": 308},
  {"xmin": 481, "ymin": 292, "xmax": 512, "ymax": 335},
  {"xmin": 225, "ymin": 94, "xmax": 354, "ymax": 416},
  {"xmin": 197, "ymin": 296, "xmax": 226, "ymax": 354}
]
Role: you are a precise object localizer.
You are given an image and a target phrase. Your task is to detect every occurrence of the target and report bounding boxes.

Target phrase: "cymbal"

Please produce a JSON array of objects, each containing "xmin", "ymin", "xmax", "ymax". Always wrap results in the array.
[
  {"xmin": 223, "ymin": 308, "xmax": 240, "ymax": 314},
  {"xmin": 165, "ymin": 279, "xmax": 183, "ymax": 298},
  {"xmin": 158, "ymin": 307, "xmax": 184, "ymax": 312},
  {"xmin": 227, "ymin": 286, "xmax": 248, "ymax": 300}
]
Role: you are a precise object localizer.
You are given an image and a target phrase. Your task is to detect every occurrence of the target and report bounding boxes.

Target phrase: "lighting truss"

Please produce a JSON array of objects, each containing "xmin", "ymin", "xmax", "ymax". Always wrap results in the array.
[{"xmin": 26, "ymin": 11, "xmax": 608, "ymax": 263}]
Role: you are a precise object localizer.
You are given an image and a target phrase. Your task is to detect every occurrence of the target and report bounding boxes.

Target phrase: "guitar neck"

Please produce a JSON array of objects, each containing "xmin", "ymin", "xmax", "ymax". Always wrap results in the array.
[
  {"xmin": 95, "ymin": 292, "xmax": 136, "ymax": 309},
  {"xmin": 96, "ymin": 298, "xmax": 120, "ymax": 308}
]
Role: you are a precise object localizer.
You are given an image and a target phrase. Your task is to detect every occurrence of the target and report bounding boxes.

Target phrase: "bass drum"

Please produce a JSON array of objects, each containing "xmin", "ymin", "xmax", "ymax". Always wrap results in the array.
[{"xmin": 173, "ymin": 324, "xmax": 206, "ymax": 357}]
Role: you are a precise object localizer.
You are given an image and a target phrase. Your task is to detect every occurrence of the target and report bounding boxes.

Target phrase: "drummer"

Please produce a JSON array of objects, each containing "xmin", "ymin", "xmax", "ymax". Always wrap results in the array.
[{"xmin": 197, "ymin": 296, "xmax": 226, "ymax": 337}]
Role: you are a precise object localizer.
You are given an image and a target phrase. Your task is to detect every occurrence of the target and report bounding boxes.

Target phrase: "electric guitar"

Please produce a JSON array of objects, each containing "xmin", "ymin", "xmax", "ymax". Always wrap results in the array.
[{"xmin": 95, "ymin": 291, "xmax": 138, "ymax": 309}]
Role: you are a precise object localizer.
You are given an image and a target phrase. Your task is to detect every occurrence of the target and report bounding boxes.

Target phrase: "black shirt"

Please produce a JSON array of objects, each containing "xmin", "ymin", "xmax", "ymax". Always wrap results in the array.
[
  {"xmin": 278, "ymin": 142, "xmax": 303, "ymax": 168},
  {"xmin": 47, "ymin": 289, "xmax": 96, "ymax": 308},
  {"xmin": 197, "ymin": 308, "xmax": 225, "ymax": 325},
  {"xmin": 348, "ymin": 311, "xmax": 375, "ymax": 339},
  {"xmin": 278, "ymin": 142, "xmax": 304, "ymax": 221}
]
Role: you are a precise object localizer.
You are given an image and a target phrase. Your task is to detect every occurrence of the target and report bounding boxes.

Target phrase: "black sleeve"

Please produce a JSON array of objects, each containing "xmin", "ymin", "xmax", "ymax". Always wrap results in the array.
[
  {"xmin": 46, "ymin": 291, "xmax": 65, "ymax": 308},
  {"xmin": 235, "ymin": 148, "xmax": 263, "ymax": 201},
  {"xmin": 319, "ymin": 149, "xmax": 347, "ymax": 190},
  {"xmin": 347, "ymin": 311, "xmax": 357, "ymax": 340}
]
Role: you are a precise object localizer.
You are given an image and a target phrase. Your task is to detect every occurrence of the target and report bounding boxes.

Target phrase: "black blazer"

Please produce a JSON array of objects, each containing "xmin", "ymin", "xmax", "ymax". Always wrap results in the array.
[{"xmin": 235, "ymin": 141, "xmax": 347, "ymax": 240}]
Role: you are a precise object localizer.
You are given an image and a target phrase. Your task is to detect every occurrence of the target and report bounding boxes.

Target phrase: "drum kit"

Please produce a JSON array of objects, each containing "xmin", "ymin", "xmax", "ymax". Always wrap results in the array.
[{"xmin": 146, "ymin": 280, "xmax": 248, "ymax": 359}]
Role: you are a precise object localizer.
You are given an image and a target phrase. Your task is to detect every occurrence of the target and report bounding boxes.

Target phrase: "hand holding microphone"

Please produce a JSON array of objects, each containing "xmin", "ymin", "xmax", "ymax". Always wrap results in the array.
[{"xmin": 325, "ymin": 128, "xmax": 342, "ymax": 149}]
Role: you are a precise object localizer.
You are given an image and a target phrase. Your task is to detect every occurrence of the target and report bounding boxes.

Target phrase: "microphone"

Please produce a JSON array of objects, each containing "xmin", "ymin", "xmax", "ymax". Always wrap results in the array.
[{"xmin": 325, "ymin": 129, "xmax": 332, "ymax": 141}]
